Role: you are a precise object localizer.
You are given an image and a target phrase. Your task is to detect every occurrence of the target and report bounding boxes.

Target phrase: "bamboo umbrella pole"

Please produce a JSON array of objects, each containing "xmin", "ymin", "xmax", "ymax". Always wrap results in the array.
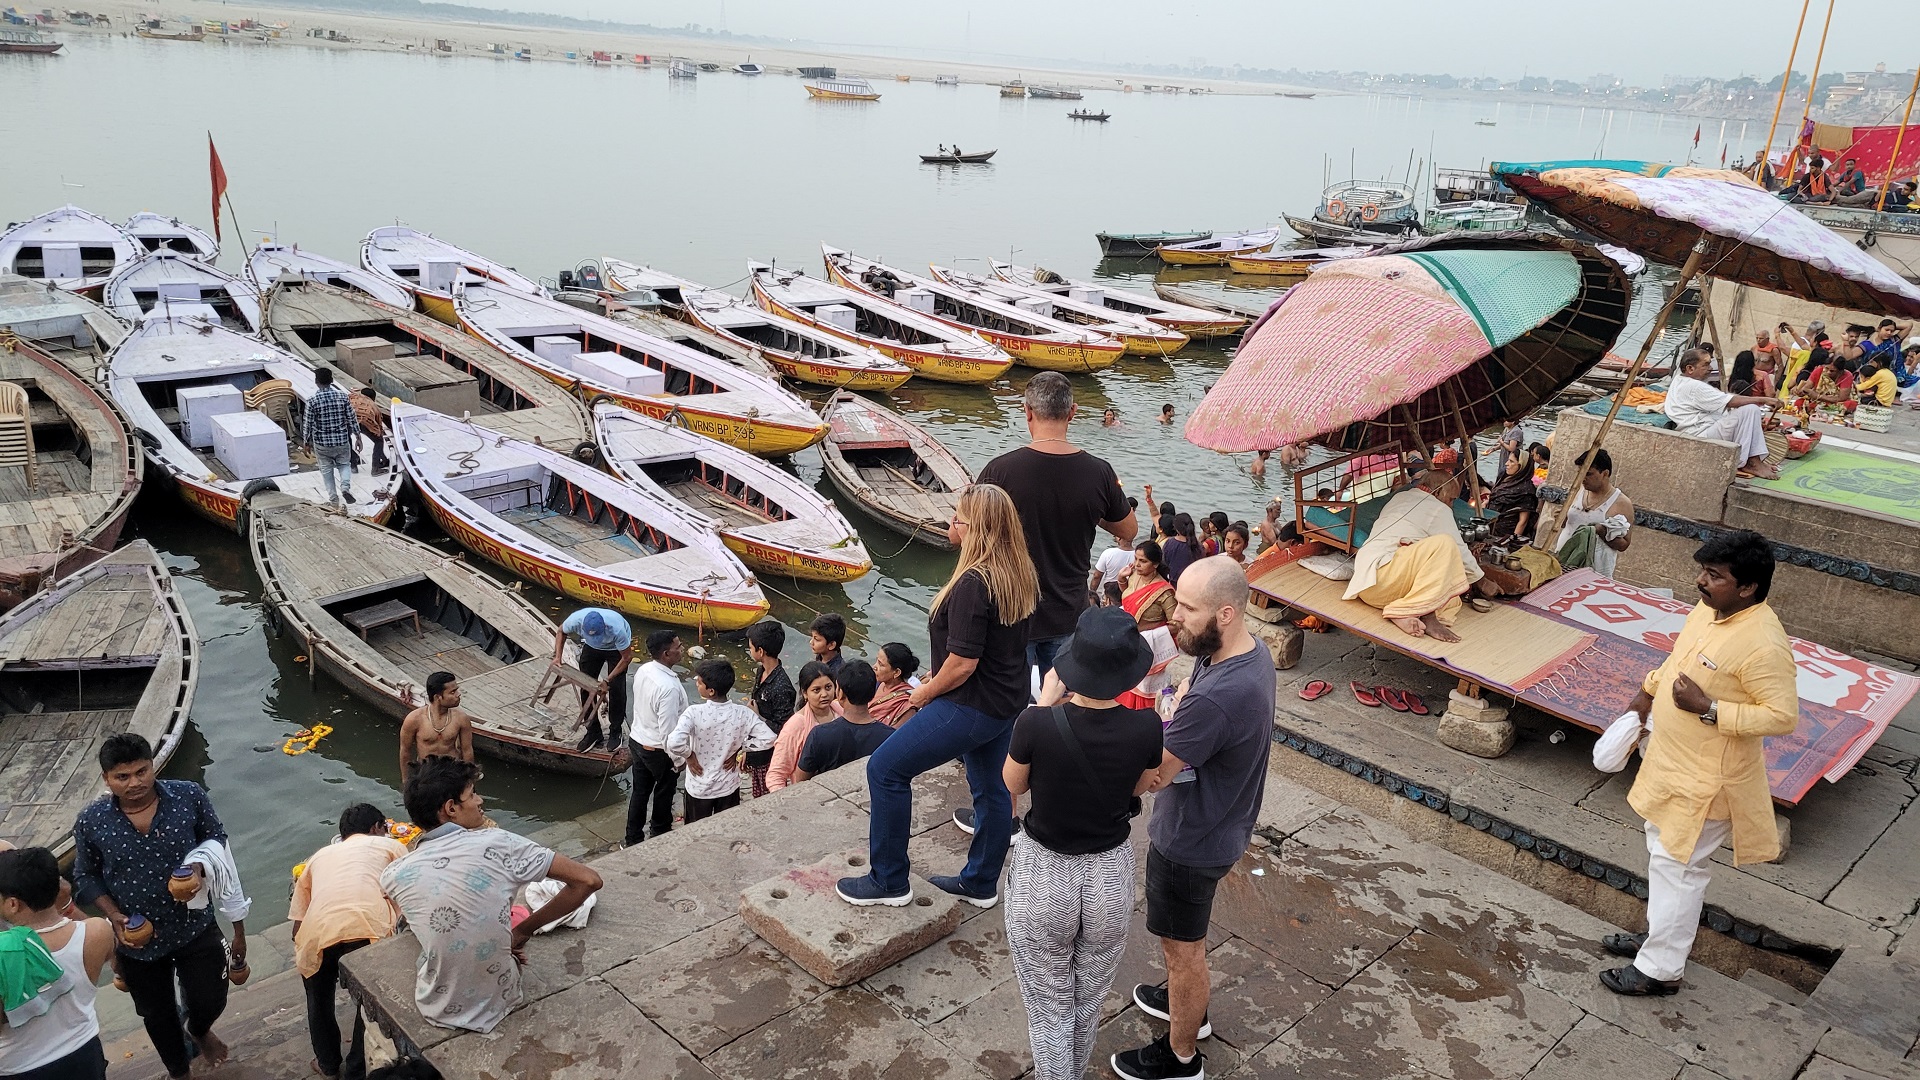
[
  {"xmin": 1536, "ymin": 234, "xmax": 1710, "ymax": 550},
  {"xmin": 1872, "ymin": 64, "xmax": 1920, "ymax": 213},
  {"xmin": 1442, "ymin": 377, "xmax": 1484, "ymax": 509},
  {"xmin": 1761, "ymin": 0, "xmax": 1813, "ymax": 173},
  {"xmin": 1787, "ymin": 0, "xmax": 1838, "ymax": 181}
]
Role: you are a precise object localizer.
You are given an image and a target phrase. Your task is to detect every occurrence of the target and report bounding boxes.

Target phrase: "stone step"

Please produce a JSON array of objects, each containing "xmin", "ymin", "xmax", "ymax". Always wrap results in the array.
[
  {"xmin": 1805, "ymin": 950, "xmax": 1920, "ymax": 1058},
  {"xmin": 100, "ymin": 957, "xmax": 368, "ymax": 1080}
]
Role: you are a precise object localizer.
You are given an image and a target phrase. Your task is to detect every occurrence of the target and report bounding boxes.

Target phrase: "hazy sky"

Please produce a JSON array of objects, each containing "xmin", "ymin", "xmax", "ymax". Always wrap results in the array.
[{"xmin": 545, "ymin": 0, "xmax": 1910, "ymax": 83}]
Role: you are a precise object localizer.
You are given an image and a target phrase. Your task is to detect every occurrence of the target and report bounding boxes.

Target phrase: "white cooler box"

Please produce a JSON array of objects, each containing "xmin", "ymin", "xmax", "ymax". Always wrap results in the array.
[
  {"xmin": 177, "ymin": 383, "xmax": 246, "ymax": 447},
  {"xmin": 571, "ymin": 352, "xmax": 666, "ymax": 396},
  {"xmin": 210, "ymin": 411, "xmax": 290, "ymax": 481},
  {"xmin": 532, "ymin": 335, "xmax": 582, "ymax": 366}
]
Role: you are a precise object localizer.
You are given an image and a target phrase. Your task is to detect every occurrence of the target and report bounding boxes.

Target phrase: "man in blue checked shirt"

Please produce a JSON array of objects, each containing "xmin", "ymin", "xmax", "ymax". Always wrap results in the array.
[{"xmin": 302, "ymin": 367, "xmax": 359, "ymax": 512}]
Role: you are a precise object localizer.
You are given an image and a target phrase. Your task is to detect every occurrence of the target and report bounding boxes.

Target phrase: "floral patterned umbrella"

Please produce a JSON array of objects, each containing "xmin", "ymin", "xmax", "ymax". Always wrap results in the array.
[{"xmin": 1183, "ymin": 234, "xmax": 1631, "ymax": 454}]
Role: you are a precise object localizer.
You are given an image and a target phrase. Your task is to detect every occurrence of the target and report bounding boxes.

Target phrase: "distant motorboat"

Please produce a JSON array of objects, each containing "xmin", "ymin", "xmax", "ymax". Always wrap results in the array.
[
  {"xmin": 668, "ymin": 58, "xmax": 696, "ymax": 79},
  {"xmin": 734, "ymin": 60, "xmax": 763, "ymax": 75},
  {"xmin": 919, "ymin": 149, "xmax": 997, "ymax": 164},
  {"xmin": 1475, "ymin": 119, "xmax": 1498, "ymax": 127},
  {"xmin": 934, "ymin": 74, "xmax": 960, "ymax": 86},
  {"xmin": 805, "ymin": 76, "xmax": 880, "ymax": 101},
  {"xmin": 0, "ymin": 28, "xmax": 63, "ymax": 54},
  {"xmin": 1000, "ymin": 80, "xmax": 1026, "ymax": 98},
  {"xmin": 1280, "ymin": 91, "xmax": 1315, "ymax": 99}
]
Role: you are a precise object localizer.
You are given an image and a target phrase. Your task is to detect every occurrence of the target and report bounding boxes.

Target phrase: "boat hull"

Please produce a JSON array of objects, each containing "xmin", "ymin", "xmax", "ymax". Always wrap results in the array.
[
  {"xmin": 805, "ymin": 86, "xmax": 880, "ymax": 101},
  {"xmin": 419, "ymin": 489, "xmax": 766, "ymax": 631},
  {"xmin": 1097, "ymin": 231, "xmax": 1209, "ymax": 257},
  {"xmin": 1157, "ymin": 240, "xmax": 1276, "ymax": 266},
  {"xmin": 720, "ymin": 533, "xmax": 868, "ymax": 583},
  {"xmin": 762, "ymin": 353, "xmax": 911, "ymax": 391},
  {"xmin": 415, "ymin": 291, "xmax": 458, "ymax": 325},
  {"xmin": 515, "ymin": 363, "xmax": 823, "ymax": 455},
  {"xmin": 750, "ymin": 279, "xmax": 1009, "ymax": 384},
  {"xmin": 1226, "ymin": 254, "xmax": 1312, "ymax": 276},
  {"xmin": 0, "ymin": 41, "xmax": 61, "ymax": 54}
]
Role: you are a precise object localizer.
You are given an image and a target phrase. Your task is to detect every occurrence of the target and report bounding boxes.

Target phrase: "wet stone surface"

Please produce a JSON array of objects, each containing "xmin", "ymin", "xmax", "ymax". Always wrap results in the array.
[{"xmin": 739, "ymin": 850, "xmax": 965, "ymax": 988}]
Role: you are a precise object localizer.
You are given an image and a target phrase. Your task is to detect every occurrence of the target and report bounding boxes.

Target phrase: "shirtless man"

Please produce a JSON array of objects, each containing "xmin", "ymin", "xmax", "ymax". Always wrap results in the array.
[{"xmin": 400, "ymin": 671, "xmax": 474, "ymax": 783}]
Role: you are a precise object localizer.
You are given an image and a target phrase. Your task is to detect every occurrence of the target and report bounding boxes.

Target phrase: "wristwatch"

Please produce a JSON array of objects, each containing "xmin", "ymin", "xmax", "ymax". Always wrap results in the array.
[{"xmin": 1700, "ymin": 702, "xmax": 1720, "ymax": 726}]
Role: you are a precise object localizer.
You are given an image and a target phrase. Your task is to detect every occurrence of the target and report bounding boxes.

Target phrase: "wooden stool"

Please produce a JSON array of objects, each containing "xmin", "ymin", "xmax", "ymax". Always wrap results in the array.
[
  {"xmin": 533, "ymin": 660, "xmax": 605, "ymax": 736},
  {"xmin": 342, "ymin": 599, "xmax": 421, "ymax": 640}
]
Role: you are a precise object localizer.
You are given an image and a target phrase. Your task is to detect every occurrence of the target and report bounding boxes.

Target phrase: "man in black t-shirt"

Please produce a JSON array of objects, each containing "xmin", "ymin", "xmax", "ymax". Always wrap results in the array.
[
  {"xmin": 793, "ymin": 661, "xmax": 892, "ymax": 781},
  {"xmin": 977, "ymin": 372, "xmax": 1137, "ymax": 681}
]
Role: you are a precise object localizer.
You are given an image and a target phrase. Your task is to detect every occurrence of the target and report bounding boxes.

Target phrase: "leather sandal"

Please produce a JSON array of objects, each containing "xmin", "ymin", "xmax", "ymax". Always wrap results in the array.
[
  {"xmin": 1600, "ymin": 965, "xmax": 1680, "ymax": 996},
  {"xmin": 1351, "ymin": 682, "xmax": 1381, "ymax": 707},
  {"xmin": 1602, "ymin": 932, "xmax": 1646, "ymax": 959}
]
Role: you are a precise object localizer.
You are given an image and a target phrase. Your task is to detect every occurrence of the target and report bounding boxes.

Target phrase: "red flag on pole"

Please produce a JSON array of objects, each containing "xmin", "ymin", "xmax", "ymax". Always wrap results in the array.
[
  {"xmin": 1693, "ymin": 124, "xmax": 1701, "ymax": 147},
  {"xmin": 1721, "ymin": 144, "xmax": 1728, "ymax": 166},
  {"xmin": 208, "ymin": 134, "xmax": 227, "ymax": 245}
]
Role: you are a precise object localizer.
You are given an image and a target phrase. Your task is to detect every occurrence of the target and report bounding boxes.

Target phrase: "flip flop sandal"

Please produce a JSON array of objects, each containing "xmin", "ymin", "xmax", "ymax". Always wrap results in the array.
[
  {"xmin": 1376, "ymin": 686, "xmax": 1410, "ymax": 712},
  {"xmin": 1351, "ymin": 682, "xmax": 1381, "ymax": 707},
  {"xmin": 1404, "ymin": 693, "xmax": 1430, "ymax": 716},
  {"xmin": 1299, "ymin": 680, "xmax": 1333, "ymax": 701}
]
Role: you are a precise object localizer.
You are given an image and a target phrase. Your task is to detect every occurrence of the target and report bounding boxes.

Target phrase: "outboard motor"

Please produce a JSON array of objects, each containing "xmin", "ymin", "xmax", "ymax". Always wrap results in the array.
[
  {"xmin": 558, "ymin": 269, "xmax": 576, "ymax": 289},
  {"xmin": 574, "ymin": 262, "xmax": 604, "ymax": 291}
]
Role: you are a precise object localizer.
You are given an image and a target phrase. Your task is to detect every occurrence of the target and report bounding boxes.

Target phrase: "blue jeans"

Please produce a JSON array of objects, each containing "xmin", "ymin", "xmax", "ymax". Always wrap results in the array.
[
  {"xmin": 1027, "ymin": 635, "xmax": 1066, "ymax": 683},
  {"xmin": 866, "ymin": 696, "xmax": 1015, "ymax": 894},
  {"xmin": 316, "ymin": 442, "xmax": 352, "ymax": 503}
]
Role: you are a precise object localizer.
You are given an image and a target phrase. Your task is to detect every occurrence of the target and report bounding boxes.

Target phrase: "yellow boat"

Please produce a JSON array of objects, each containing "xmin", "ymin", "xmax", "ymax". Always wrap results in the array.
[
  {"xmin": 1156, "ymin": 227, "xmax": 1284, "ymax": 266},
  {"xmin": 926, "ymin": 263, "xmax": 1189, "ymax": 357},
  {"xmin": 804, "ymin": 76, "xmax": 881, "ymax": 101},
  {"xmin": 360, "ymin": 225, "xmax": 543, "ymax": 326},
  {"xmin": 990, "ymin": 261, "xmax": 1249, "ymax": 339},
  {"xmin": 749, "ymin": 263, "xmax": 1014, "ymax": 385},
  {"xmin": 1227, "ymin": 245, "xmax": 1369, "ymax": 277}
]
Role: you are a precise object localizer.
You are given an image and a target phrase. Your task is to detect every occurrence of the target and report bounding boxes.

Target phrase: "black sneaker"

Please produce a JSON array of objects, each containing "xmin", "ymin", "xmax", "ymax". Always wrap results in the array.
[
  {"xmin": 342, "ymin": 491, "xmax": 356, "ymax": 504},
  {"xmin": 927, "ymin": 874, "xmax": 998, "ymax": 909},
  {"xmin": 1132, "ymin": 984, "xmax": 1211, "ymax": 1039},
  {"xmin": 1112, "ymin": 1033, "xmax": 1204, "ymax": 1080},
  {"xmin": 952, "ymin": 807, "xmax": 1021, "ymax": 836}
]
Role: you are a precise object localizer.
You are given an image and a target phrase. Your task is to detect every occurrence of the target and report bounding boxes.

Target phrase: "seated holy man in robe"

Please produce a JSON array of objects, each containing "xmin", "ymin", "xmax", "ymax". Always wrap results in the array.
[{"xmin": 1341, "ymin": 449, "xmax": 1482, "ymax": 643}]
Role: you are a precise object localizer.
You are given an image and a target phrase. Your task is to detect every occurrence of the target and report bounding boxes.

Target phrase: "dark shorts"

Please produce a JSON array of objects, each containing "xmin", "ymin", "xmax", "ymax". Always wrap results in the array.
[{"xmin": 1145, "ymin": 846, "xmax": 1234, "ymax": 942}]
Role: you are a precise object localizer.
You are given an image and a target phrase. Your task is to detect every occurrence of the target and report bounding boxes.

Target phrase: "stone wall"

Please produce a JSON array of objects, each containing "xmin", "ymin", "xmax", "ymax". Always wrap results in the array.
[{"xmin": 1546, "ymin": 409, "xmax": 1737, "ymax": 523}]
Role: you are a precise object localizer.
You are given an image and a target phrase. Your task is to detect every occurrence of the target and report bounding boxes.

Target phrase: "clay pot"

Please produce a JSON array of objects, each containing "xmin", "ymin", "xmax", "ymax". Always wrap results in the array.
[
  {"xmin": 119, "ymin": 915, "xmax": 153, "ymax": 948},
  {"xmin": 167, "ymin": 867, "xmax": 200, "ymax": 902},
  {"xmin": 227, "ymin": 957, "xmax": 249, "ymax": 985}
]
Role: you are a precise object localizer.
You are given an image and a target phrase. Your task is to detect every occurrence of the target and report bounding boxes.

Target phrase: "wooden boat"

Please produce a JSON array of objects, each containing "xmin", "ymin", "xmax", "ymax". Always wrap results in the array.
[
  {"xmin": 749, "ymin": 263, "xmax": 1012, "ymax": 384},
  {"xmin": 1096, "ymin": 229, "xmax": 1210, "ymax": 258},
  {"xmin": 1433, "ymin": 167, "xmax": 1527, "ymax": 207},
  {"xmin": 123, "ymin": 213, "xmax": 218, "ymax": 261},
  {"xmin": 0, "ymin": 273, "xmax": 127, "ymax": 382},
  {"xmin": 0, "ymin": 334, "xmax": 141, "ymax": 610},
  {"xmin": 1027, "ymin": 85, "xmax": 1082, "ymax": 100},
  {"xmin": 0, "ymin": 28, "xmax": 63, "ymax": 54},
  {"xmin": 606, "ymin": 300, "xmax": 783, "ymax": 381},
  {"xmin": 1152, "ymin": 283, "xmax": 1276, "ymax": 323},
  {"xmin": 0, "ymin": 541, "xmax": 195, "ymax": 857},
  {"xmin": 1068, "ymin": 110, "xmax": 1110, "ymax": 122},
  {"xmin": 1475, "ymin": 119, "xmax": 1498, "ymax": 127},
  {"xmin": 135, "ymin": 22, "xmax": 203, "ymax": 40},
  {"xmin": 246, "ymin": 491, "xmax": 619, "ymax": 776},
  {"xmin": 1156, "ymin": 228, "xmax": 1282, "ymax": 266},
  {"xmin": 927, "ymin": 264, "xmax": 1188, "ymax": 356},
  {"xmin": 454, "ymin": 281, "xmax": 826, "ymax": 456},
  {"xmin": 823, "ymin": 246, "xmax": 1123, "ymax": 372},
  {"xmin": 602, "ymin": 261, "xmax": 911, "ymax": 391},
  {"xmin": 104, "ymin": 252, "xmax": 261, "ymax": 335},
  {"xmin": 1425, "ymin": 200, "xmax": 1528, "ymax": 234},
  {"xmin": 1281, "ymin": 213, "xmax": 1418, "ymax": 247},
  {"xmin": 999, "ymin": 81, "xmax": 1025, "ymax": 98},
  {"xmin": 818, "ymin": 392, "xmax": 968, "ymax": 550},
  {"xmin": 668, "ymin": 58, "xmax": 696, "ymax": 79},
  {"xmin": 261, "ymin": 278, "xmax": 593, "ymax": 454},
  {"xmin": 594, "ymin": 403, "xmax": 871, "ymax": 583},
  {"xmin": 934, "ymin": 74, "xmax": 959, "ymax": 86},
  {"xmin": 1286, "ymin": 179, "xmax": 1421, "ymax": 247},
  {"xmin": 796, "ymin": 66, "xmax": 836, "ymax": 79},
  {"xmin": 919, "ymin": 150, "xmax": 997, "ymax": 164},
  {"xmin": 0, "ymin": 206, "xmax": 140, "ymax": 298},
  {"xmin": 1280, "ymin": 91, "xmax": 1315, "ymax": 99},
  {"xmin": 391, "ymin": 404, "xmax": 768, "ymax": 631},
  {"xmin": 360, "ymin": 225, "xmax": 543, "ymax": 325},
  {"xmin": 990, "ymin": 262, "xmax": 1246, "ymax": 338},
  {"xmin": 1225, "ymin": 246, "xmax": 1368, "ymax": 276},
  {"xmin": 106, "ymin": 313, "xmax": 399, "ymax": 531},
  {"xmin": 804, "ymin": 76, "xmax": 879, "ymax": 101},
  {"xmin": 246, "ymin": 241, "xmax": 415, "ymax": 310}
]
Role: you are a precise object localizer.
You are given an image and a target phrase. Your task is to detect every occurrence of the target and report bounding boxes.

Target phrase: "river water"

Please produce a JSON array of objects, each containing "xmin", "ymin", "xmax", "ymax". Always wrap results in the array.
[{"xmin": 4, "ymin": 35, "xmax": 1702, "ymax": 923}]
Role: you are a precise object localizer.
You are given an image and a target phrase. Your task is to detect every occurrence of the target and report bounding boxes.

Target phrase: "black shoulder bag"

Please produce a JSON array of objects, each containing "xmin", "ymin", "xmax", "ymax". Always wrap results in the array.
[{"xmin": 1050, "ymin": 705, "xmax": 1143, "ymax": 823}]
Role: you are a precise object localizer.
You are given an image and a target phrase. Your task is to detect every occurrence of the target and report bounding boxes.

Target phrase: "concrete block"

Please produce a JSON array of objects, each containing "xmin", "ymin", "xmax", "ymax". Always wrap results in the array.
[
  {"xmin": 1437, "ymin": 689, "xmax": 1514, "ymax": 758},
  {"xmin": 1549, "ymin": 409, "xmax": 1737, "ymax": 524},
  {"xmin": 1727, "ymin": 485, "xmax": 1920, "ymax": 577},
  {"xmin": 739, "ymin": 850, "xmax": 964, "ymax": 987},
  {"xmin": 703, "ymin": 985, "xmax": 985, "ymax": 1079},
  {"xmin": 603, "ymin": 917, "xmax": 829, "ymax": 1057},
  {"xmin": 1249, "ymin": 617, "xmax": 1304, "ymax": 669}
]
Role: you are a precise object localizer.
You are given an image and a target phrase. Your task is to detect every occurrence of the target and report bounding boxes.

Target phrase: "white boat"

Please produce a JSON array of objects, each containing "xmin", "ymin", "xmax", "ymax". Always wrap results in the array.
[
  {"xmin": 246, "ymin": 241, "xmax": 416, "ymax": 309},
  {"xmin": 453, "ymin": 281, "xmax": 827, "ymax": 457},
  {"xmin": 0, "ymin": 272, "xmax": 127, "ymax": 381},
  {"xmin": 804, "ymin": 76, "xmax": 880, "ymax": 101},
  {"xmin": 1802, "ymin": 206, "xmax": 1920, "ymax": 285},
  {"xmin": 934, "ymin": 74, "xmax": 960, "ymax": 86},
  {"xmin": 0, "ymin": 206, "xmax": 140, "ymax": 297},
  {"xmin": 593, "ymin": 402, "xmax": 871, "ymax": 583},
  {"xmin": 123, "ymin": 212, "xmax": 219, "ymax": 261},
  {"xmin": 601, "ymin": 260, "xmax": 913, "ymax": 390},
  {"xmin": 1154, "ymin": 227, "xmax": 1284, "ymax": 265},
  {"xmin": 106, "ymin": 312, "xmax": 398, "ymax": 530},
  {"xmin": 391, "ymin": 403, "xmax": 767, "ymax": 631},
  {"xmin": 104, "ymin": 251, "xmax": 262, "ymax": 335},
  {"xmin": 926, "ymin": 264, "xmax": 1189, "ymax": 356},
  {"xmin": 360, "ymin": 225, "xmax": 543, "ymax": 324},
  {"xmin": 1424, "ymin": 200, "xmax": 1528, "ymax": 234},
  {"xmin": 989, "ymin": 262, "xmax": 1248, "ymax": 338},
  {"xmin": 733, "ymin": 60, "xmax": 763, "ymax": 75},
  {"xmin": 749, "ymin": 263, "xmax": 1013, "ymax": 384},
  {"xmin": 669, "ymin": 58, "xmax": 696, "ymax": 79}
]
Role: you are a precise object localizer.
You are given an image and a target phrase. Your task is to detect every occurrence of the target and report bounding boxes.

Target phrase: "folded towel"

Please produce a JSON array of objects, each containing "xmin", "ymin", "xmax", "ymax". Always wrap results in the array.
[
  {"xmin": 184, "ymin": 840, "xmax": 252, "ymax": 923},
  {"xmin": 0, "ymin": 925, "xmax": 65, "ymax": 1020},
  {"xmin": 521, "ymin": 879, "xmax": 596, "ymax": 932}
]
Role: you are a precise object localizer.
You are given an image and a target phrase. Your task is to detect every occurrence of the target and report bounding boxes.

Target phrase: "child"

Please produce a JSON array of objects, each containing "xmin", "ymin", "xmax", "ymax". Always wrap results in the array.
[
  {"xmin": 1101, "ymin": 581, "xmax": 1125, "ymax": 607},
  {"xmin": 743, "ymin": 621, "xmax": 794, "ymax": 799},
  {"xmin": 1202, "ymin": 511, "xmax": 1229, "ymax": 555},
  {"xmin": 665, "ymin": 659, "xmax": 776, "ymax": 822},
  {"xmin": 808, "ymin": 613, "xmax": 846, "ymax": 675},
  {"xmin": 1157, "ymin": 404, "xmax": 1175, "ymax": 424},
  {"xmin": 765, "ymin": 662, "xmax": 837, "ymax": 791},
  {"xmin": 792, "ymin": 661, "xmax": 894, "ymax": 782}
]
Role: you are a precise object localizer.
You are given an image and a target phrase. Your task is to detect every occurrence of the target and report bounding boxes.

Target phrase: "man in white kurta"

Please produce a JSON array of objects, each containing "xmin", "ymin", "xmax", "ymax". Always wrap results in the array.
[
  {"xmin": 1342, "ymin": 451, "xmax": 1482, "ymax": 643},
  {"xmin": 1664, "ymin": 348, "xmax": 1781, "ymax": 480}
]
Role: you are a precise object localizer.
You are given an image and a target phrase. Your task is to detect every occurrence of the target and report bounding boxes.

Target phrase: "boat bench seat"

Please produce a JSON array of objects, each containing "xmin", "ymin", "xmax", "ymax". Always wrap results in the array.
[
  {"xmin": 343, "ymin": 599, "xmax": 422, "ymax": 640},
  {"xmin": 465, "ymin": 478, "xmax": 541, "ymax": 501}
]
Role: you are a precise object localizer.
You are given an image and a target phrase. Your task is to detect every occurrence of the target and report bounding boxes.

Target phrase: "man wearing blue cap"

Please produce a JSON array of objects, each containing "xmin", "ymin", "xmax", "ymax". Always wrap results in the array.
[{"xmin": 554, "ymin": 608, "xmax": 633, "ymax": 751}]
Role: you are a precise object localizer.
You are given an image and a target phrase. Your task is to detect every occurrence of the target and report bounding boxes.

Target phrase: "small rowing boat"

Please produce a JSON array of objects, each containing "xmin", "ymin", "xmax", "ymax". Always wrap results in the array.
[
  {"xmin": 603, "ymin": 261, "xmax": 911, "ymax": 391},
  {"xmin": 247, "ymin": 491, "xmax": 619, "ymax": 776},
  {"xmin": 0, "ymin": 541, "xmax": 195, "ymax": 857},
  {"xmin": 1151, "ymin": 283, "xmax": 1276, "ymax": 322},
  {"xmin": 123, "ymin": 212, "xmax": 218, "ymax": 261},
  {"xmin": 594, "ymin": 403, "xmax": 871, "ymax": 583},
  {"xmin": 1095, "ymin": 229, "xmax": 1211, "ymax": 258},
  {"xmin": 0, "ymin": 206, "xmax": 140, "ymax": 298},
  {"xmin": 804, "ymin": 76, "xmax": 879, "ymax": 101},
  {"xmin": 1224, "ymin": 245, "xmax": 1368, "ymax": 276},
  {"xmin": 818, "ymin": 392, "xmax": 969, "ymax": 550},
  {"xmin": 919, "ymin": 150, "xmax": 997, "ymax": 164},
  {"xmin": 1027, "ymin": 85, "xmax": 1082, "ymax": 100},
  {"xmin": 1068, "ymin": 110, "xmax": 1110, "ymax": 122},
  {"xmin": 989, "ymin": 262, "xmax": 1247, "ymax": 338},
  {"xmin": 823, "ymin": 246, "xmax": 1123, "ymax": 372},
  {"xmin": 1156, "ymin": 228, "xmax": 1282, "ymax": 266},
  {"xmin": 361, "ymin": 225, "xmax": 543, "ymax": 325},
  {"xmin": 927, "ymin": 264, "xmax": 1188, "ymax": 356},
  {"xmin": 0, "ymin": 333, "xmax": 141, "ymax": 610},
  {"xmin": 247, "ymin": 241, "xmax": 416, "ymax": 310},
  {"xmin": 106, "ymin": 313, "xmax": 398, "ymax": 530},
  {"xmin": 749, "ymin": 264, "xmax": 1012, "ymax": 384},
  {"xmin": 0, "ymin": 273, "xmax": 127, "ymax": 382},
  {"xmin": 455, "ymin": 281, "xmax": 827, "ymax": 456},
  {"xmin": 391, "ymin": 403, "xmax": 768, "ymax": 631},
  {"xmin": 261, "ymin": 277, "xmax": 593, "ymax": 454},
  {"xmin": 104, "ymin": 251, "xmax": 262, "ymax": 335}
]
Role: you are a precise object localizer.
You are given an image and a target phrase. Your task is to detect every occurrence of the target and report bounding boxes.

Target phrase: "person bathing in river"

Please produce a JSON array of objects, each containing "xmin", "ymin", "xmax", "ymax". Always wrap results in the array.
[
  {"xmin": 1342, "ymin": 449, "xmax": 1481, "ymax": 643},
  {"xmin": 399, "ymin": 672, "xmax": 473, "ymax": 785}
]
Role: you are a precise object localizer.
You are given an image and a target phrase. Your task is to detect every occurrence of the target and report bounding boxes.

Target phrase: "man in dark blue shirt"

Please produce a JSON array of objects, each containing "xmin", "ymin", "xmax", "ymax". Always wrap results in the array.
[{"xmin": 72, "ymin": 734, "xmax": 241, "ymax": 1078}]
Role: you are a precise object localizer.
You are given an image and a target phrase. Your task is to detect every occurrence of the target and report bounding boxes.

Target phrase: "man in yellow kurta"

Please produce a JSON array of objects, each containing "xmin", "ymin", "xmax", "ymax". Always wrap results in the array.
[
  {"xmin": 1342, "ymin": 449, "xmax": 1482, "ymax": 644},
  {"xmin": 1600, "ymin": 530, "xmax": 1799, "ymax": 996}
]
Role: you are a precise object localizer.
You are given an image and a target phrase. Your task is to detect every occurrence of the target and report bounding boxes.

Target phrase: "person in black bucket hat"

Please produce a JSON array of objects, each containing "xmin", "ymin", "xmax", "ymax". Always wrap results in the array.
[{"xmin": 1000, "ymin": 606, "xmax": 1164, "ymax": 1080}]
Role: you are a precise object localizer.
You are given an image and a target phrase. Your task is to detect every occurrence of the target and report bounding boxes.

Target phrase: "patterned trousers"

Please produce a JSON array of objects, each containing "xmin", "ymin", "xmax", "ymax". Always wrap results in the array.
[{"xmin": 1004, "ymin": 831, "xmax": 1137, "ymax": 1080}]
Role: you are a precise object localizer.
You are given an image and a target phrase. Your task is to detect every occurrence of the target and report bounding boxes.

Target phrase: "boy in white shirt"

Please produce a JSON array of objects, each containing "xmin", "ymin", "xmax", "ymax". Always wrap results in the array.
[
  {"xmin": 666, "ymin": 659, "xmax": 777, "ymax": 823},
  {"xmin": 1088, "ymin": 499, "xmax": 1140, "ymax": 601}
]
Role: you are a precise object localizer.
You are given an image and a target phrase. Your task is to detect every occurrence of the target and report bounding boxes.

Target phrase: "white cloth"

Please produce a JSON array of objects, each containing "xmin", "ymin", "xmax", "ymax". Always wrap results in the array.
[
  {"xmin": 1664, "ymin": 374, "xmax": 1735, "ymax": 435},
  {"xmin": 1555, "ymin": 487, "xmax": 1628, "ymax": 578},
  {"xmin": 1299, "ymin": 553, "xmax": 1355, "ymax": 581},
  {"xmin": 522, "ymin": 878, "xmax": 595, "ymax": 932},
  {"xmin": 1341, "ymin": 488, "xmax": 1483, "ymax": 602},
  {"xmin": 1592, "ymin": 711, "xmax": 1646, "ymax": 773},
  {"xmin": 1092, "ymin": 546, "xmax": 1133, "ymax": 590},
  {"xmin": 1707, "ymin": 404, "xmax": 1770, "ymax": 462},
  {"xmin": 665, "ymin": 701, "xmax": 776, "ymax": 800},
  {"xmin": 183, "ymin": 839, "xmax": 251, "ymax": 923},
  {"xmin": 1130, "ymin": 626, "xmax": 1179, "ymax": 702},
  {"xmin": 627, "ymin": 660, "xmax": 688, "ymax": 750},
  {"xmin": 1635, "ymin": 818, "xmax": 1733, "ymax": 982},
  {"xmin": 0, "ymin": 920, "xmax": 99, "ymax": 1073}
]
